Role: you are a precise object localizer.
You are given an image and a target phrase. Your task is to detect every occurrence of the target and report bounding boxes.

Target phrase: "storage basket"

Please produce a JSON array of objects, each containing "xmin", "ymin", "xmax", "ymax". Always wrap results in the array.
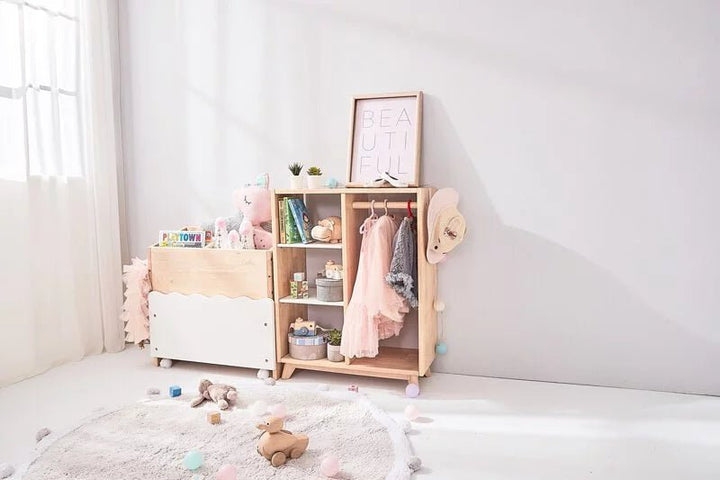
[
  {"xmin": 316, "ymin": 277, "xmax": 343, "ymax": 302},
  {"xmin": 288, "ymin": 334, "xmax": 327, "ymax": 360}
]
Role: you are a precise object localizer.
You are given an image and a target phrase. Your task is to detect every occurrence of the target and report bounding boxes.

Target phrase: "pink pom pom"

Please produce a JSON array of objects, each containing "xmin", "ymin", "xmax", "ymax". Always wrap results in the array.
[
  {"xmin": 216, "ymin": 464, "xmax": 237, "ymax": 480},
  {"xmin": 404, "ymin": 404, "xmax": 420, "ymax": 421},
  {"xmin": 269, "ymin": 404, "xmax": 287, "ymax": 418},
  {"xmin": 320, "ymin": 455, "xmax": 340, "ymax": 477}
]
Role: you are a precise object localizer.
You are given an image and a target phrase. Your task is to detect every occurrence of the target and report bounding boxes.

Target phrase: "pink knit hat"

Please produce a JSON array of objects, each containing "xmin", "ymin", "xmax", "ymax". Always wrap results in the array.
[{"xmin": 426, "ymin": 188, "xmax": 466, "ymax": 264}]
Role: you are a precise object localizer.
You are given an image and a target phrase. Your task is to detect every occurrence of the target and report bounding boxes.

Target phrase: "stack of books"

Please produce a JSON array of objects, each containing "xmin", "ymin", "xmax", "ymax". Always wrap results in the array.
[{"xmin": 278, "ymin": 197, "xmax": 313, "ymax": 244}]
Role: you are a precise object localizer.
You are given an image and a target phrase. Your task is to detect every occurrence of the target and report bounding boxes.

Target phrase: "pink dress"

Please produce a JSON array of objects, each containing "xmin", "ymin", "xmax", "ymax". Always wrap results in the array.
[{"xmin": 341, "ymin": 214, "xmax": 409, "ymax": 358}]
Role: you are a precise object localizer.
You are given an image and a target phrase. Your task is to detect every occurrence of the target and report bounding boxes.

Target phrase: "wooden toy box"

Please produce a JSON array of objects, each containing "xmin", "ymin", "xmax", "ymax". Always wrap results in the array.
[{"xmin": 147, "ymin": 246, "xmax": 278, "ymax": 377}]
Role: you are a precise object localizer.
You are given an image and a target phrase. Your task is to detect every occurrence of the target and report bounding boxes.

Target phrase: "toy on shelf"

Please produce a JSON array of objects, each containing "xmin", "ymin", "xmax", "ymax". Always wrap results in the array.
[
  {"xmin": 236, "ymin": 173, "xmax": 273, "ymax": 249},
  {"xmin": 257, "ymin": 416, "xmax": 309, "ymax": 467},
  {"xmin": 290, "ymin": 272, "xmax": 309, "ymax": 299},
  {"xmin": 189, "ymin": 379, "xmax": 238, "ymax": 410},
  {"xmin": 290, "ymin": 318, "xmax": 317, "ymax": 336},
  {"xmin": 324, "ymin": 260, "xmax": 343, "ymax": 280},
  {"xmin": 311, "ymin": 216, "xmax": 342, "ymax": 243}
]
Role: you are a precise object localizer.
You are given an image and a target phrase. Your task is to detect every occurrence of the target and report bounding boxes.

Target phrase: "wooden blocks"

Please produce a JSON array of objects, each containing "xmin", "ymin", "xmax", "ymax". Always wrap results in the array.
[
  {"xmin": 169, "ymin": 385, "xmax": 182, "ymax": 397},
  {"xmin": 207, "ymin": 411, "xmax": 221, "ymax": 425}
]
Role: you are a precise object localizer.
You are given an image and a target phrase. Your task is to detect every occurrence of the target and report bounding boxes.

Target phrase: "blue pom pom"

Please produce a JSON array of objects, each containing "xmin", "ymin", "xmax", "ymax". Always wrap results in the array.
[
  {"xmin": 435, "ymin": 342, "xmax": 448, "ymax": 355},
  {"xmin": 183, "ymin": 450, "xmax": 204, "ymax": 470}
]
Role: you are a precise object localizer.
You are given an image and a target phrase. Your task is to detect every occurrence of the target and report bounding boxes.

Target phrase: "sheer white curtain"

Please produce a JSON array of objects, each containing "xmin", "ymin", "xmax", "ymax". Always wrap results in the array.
[{"xmin": 0, "ymin": 0, "xmax": 125, "ymax": 386}]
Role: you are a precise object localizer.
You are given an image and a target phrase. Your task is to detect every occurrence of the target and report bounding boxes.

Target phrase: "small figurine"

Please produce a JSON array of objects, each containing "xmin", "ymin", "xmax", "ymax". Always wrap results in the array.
[
  {"xmin": 190, "ymin": 379, "xmax": 238, "ymax": 410},
  {"xmin": 311, "ymin": 216, "xmax": 342, "ymax": 243},
  {"xmin": 324, "ymin": 260, "xmax": 343, "ymax": 280},
  {"xmin": 257, "ymin": 416, "xmax": 309, "ymax": 467},
  {"xmin": 289, "ymin": 318, "xmax": 316, "ymax": 336}
]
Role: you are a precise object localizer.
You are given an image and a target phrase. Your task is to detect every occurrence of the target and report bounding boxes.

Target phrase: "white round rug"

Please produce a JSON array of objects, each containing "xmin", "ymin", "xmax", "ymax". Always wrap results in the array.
[{"xmin": 22, "ymin": 384, "xmax": 415, "ymax": 480}]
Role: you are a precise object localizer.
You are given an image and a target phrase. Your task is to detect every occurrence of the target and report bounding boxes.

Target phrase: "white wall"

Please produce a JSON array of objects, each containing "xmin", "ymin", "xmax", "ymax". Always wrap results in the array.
[{"xmin": 119, "ymin": 0, "xmax": 720, "ymax": 395}]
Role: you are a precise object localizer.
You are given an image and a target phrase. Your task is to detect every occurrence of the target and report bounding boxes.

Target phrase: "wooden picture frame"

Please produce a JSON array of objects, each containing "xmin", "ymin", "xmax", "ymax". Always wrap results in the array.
[{"xmin": 347, "ymin": 91, "xmax": 423, "ymax": 186}]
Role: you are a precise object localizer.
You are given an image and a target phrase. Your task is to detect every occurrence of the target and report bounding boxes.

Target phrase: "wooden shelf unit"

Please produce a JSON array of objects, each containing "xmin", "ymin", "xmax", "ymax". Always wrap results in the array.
[{"xmin": 271, "ymin": 187, "xmax": 438, "ymax": 385}]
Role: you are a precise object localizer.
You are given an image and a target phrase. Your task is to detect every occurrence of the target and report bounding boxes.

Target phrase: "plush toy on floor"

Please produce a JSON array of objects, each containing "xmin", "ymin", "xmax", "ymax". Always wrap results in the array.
[
  {"xmin": 257, "ymin": 416, "xmax": 309, "ymax": 467},
  {"xmin": 190, "ymin": 379, "xmax": 238, "ymax": 410}
]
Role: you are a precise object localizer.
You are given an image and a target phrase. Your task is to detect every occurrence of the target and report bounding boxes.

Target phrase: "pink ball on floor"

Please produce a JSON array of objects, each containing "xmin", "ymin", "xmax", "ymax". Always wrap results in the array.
[
  {"xmin": 216, "ymin": 464, "xmax": 237, "ymax": 480},
  {"xmin": 405, "ymin": 383, "xmax": 420, "ymax": 398},
  {"xmin": 269, "ymin": 403, "xmax": 287, "ymax": 418},
  {"xmin": 404, "ymin": 404, "xmax": 421, "ymax": 421},
  {"xmin": 320, "ymin": 455, "xmax": 340, "ymax": 477}
]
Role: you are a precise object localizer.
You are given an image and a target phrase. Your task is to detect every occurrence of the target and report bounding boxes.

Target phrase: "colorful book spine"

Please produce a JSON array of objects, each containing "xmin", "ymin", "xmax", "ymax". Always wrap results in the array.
[
  {"xmin": 283, "ymin": 197, "xmax": 302, "ymax": 244},
  {"xmin": 288, "ymin": 198, "xmax": 313, "ymax": 243},
  {"xmin": 278, "ymin": 198, "xmax": 287, "ymax": 244}
]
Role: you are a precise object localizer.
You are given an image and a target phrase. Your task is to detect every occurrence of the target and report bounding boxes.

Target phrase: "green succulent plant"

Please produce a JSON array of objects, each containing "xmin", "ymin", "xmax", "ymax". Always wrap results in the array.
[
  {"xmin": 307, "ymin": 166, "xmax": 322, "ymax": 176},
  {"xmin": 288, "ymin": 162, "xmax": 303, "ymax": 176},
  {"xmin": 327, "ymin": 329, "xmax": 342, "ymax": 346}
]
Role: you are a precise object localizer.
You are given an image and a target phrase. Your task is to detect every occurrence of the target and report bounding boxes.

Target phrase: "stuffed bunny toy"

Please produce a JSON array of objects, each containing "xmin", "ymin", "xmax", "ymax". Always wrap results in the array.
[
  {"xmin": 235, "ymin": 173, "xmax": 273, "ymax": 249},
  {"xmin": 190, "ymin": 379, "xmax": 238, "ymax": 410}
]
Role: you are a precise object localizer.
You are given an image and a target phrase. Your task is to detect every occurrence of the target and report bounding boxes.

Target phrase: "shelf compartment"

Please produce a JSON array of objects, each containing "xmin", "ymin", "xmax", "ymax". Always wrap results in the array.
[
  {"xmin": 278, "ymin": 288, "xmax": 344, "ymax": 307},
  {"xmin": 277, "ymin": 243, "xmax": 342, "ymax": 250},
  {"xmin": 280, "ymin": 346, "xmax": 419, "ymax": 381}
]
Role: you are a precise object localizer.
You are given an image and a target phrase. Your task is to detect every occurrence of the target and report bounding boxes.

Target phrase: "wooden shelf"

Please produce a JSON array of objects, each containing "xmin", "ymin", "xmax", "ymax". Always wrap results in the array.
[
  {"xmin": 280, "ymin": 347, "xmax": 419, "ymax": 382},
  {"xmin": 278, "ymin": 288, "xmax": 344, "ymax": 307},
  {"xmin": 277, "ymin": 242, "xmax": 342, "ymax": 250},
  {"xmin": 274, "ymin": 187, "xmax": 424, "ymax": 195}
]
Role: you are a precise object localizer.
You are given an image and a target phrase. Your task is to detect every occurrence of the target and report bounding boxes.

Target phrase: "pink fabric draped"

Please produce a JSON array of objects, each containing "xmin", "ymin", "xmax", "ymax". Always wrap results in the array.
[{"xmin": 341, "ymin": 215, "xmax": 409, "ymax": 358}]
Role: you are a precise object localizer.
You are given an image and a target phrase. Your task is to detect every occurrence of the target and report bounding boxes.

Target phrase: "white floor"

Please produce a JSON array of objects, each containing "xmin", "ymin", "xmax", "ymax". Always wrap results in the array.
[{"xmin": 1, "ymin": 348, "xmax": 719, "ymax": 479}]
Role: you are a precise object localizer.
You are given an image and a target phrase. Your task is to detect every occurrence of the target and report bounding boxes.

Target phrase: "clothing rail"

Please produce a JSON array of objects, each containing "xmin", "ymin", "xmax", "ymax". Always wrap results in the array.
[{"xmin": 352, "ymin": 201, "xmax": 417, "ymax": 210}]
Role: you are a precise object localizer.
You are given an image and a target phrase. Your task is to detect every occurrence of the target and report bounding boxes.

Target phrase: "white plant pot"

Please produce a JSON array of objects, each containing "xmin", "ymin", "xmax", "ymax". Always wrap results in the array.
[
  {"xmin": 327, "ymin": 344, "xmax": 343, "ymax": 362},
  {"xmin": 289, "ymin": 175, "xmax": 304, "ymax": 190},
  {"xmin": 307, "ymin": 175, "xmax": 324, "ymax": 189}
]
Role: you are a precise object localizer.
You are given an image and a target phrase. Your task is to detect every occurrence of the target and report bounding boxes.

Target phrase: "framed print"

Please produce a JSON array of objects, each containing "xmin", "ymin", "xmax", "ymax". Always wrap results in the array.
[{"xmin": 347, "ymin": 91, "xmax": 423, "ymax": 186}]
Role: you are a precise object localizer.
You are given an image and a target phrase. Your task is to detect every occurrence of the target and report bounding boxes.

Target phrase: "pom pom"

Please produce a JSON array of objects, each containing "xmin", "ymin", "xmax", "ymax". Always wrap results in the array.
[
  {"xmin": 435, "ymin": 342, "xmax": 448, "ymax": 355},
  {"xmin": 404, "ymin": 404, "xmax": 421, "ymax": 421},
  {"xmin": 405, "ymin": 383, "xmax": 420, "ymax": 398},
  {"xmin": 408, "ymin": 456, "xmax": 422, "ymax": 471},
  {"xmin": 0, "ymin": 463, "xmax": 14, "ymax": 479},
  {"xmin": 159, "ymin": 358, "xmax": 173, "ymax": 368},
  {"xmin": 146, "ymin": 387, "xmax": 160, "ymax": 395},
  {"xmin": 216, "ymin": 464, "xmax": 237, "ymax": 480},
  {"xmin": 320, "ymin": 455, "xmax": 340, "ymax": 477},
  {"xmin": 264, "ymin": 377, "xmax": 276, "ymax": 386},
  {"xmin": 250, "ymin": 400, "xmax": 268, "ymax": 416},
  {"xmin": 35, "ymin": 427, "xmax": 51, "ymax": 442},
  {"xmin": 182, "ymin": 450, "xmax": 203, "ymax": 470},
  {"xmin": 257, "ymin": 369, "xmax": 270, "ymax": 379},
  {"xmin": 397, "ymin": 419, "xmax": 412, "ymax": 433},
  {"xmin": 269, "ymin": 404, "xmax": 287, "ymax": 418},
  {"xmin": 316, "ymin": 383, "xmax": 330, "ymax": 391}
]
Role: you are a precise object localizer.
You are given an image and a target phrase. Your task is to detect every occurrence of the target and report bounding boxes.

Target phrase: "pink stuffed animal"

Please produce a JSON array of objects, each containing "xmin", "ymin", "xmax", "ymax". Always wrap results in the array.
[{"xmin": 234, "ymin": 174, "xmax": 273, "ymax": 250}]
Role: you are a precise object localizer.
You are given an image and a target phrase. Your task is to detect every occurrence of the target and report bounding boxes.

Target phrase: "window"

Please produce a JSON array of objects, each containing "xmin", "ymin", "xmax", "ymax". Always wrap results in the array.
[{"xmin": 0, "ymin": 0, "xmax": 82, "ymax": 181}]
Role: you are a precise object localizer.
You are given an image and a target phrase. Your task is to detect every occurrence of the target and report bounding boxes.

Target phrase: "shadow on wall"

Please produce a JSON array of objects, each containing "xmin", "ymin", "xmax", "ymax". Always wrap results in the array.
[{"xmin": 423, "ymin": 95, "xmax": 719, "ymax": 396}]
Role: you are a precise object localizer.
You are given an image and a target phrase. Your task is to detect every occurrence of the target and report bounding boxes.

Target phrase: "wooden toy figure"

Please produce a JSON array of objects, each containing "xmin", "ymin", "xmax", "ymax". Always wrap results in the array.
[{"xmin": 257, "ymin": 417, "xmax": 309, "ymax": 467}]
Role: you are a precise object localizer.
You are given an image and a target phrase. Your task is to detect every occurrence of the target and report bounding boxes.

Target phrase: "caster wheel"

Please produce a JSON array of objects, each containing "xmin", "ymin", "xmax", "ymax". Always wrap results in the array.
[{"xmin": 271, "ymin": 452, "xmax": 287, "ymax": 467}]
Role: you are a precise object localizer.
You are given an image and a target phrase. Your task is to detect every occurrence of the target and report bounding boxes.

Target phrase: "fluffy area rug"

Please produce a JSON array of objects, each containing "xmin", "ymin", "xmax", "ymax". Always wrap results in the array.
[{"xmin": 22, "ymin": 384, "xmax": 415, "ymax": 480}]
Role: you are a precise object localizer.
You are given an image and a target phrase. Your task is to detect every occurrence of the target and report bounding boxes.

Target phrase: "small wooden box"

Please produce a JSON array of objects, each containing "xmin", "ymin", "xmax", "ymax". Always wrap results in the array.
[{"xmin": 148, "ymin": 246, "xmax": 273, "ymax": 299}]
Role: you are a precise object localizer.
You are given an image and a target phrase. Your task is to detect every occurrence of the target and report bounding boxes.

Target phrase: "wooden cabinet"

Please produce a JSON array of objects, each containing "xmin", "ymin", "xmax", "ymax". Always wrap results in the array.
[{"xmin": 271, "ymin": 188, "xmax": 437, "ymax": 385}]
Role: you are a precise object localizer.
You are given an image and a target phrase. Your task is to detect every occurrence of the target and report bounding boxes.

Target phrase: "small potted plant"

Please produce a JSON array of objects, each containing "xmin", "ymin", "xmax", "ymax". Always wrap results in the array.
[
  {"xmin": 306, "ymin": 166, "xmax": 324, "ymax": 189},
  {"xmin": 288, "ymin": 162, "xmax": 304, "ymax": 189},
  {"xmin": 326, "ymin": 329, "xmax": 343, "ymax": 362}
]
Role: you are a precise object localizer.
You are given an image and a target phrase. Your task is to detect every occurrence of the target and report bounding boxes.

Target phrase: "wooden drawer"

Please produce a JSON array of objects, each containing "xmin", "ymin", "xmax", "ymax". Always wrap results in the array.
[{"xmin": 148, "ymin": 246, "xmax": 273, "ymax": 299}]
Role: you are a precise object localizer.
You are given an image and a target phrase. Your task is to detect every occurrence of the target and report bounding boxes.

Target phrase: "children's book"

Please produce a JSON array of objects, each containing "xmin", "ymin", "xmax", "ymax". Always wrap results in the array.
[
  {"xmin": 283, "ymin": 197, "xmax": 302, "ymax": 244},
  {"xmin": 278, "ymin": 198, "xmax": 287, "ymax": 244},
  {"xmin": 288, "ymin": 198, "xmax": 313, "ymax": 243}
]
